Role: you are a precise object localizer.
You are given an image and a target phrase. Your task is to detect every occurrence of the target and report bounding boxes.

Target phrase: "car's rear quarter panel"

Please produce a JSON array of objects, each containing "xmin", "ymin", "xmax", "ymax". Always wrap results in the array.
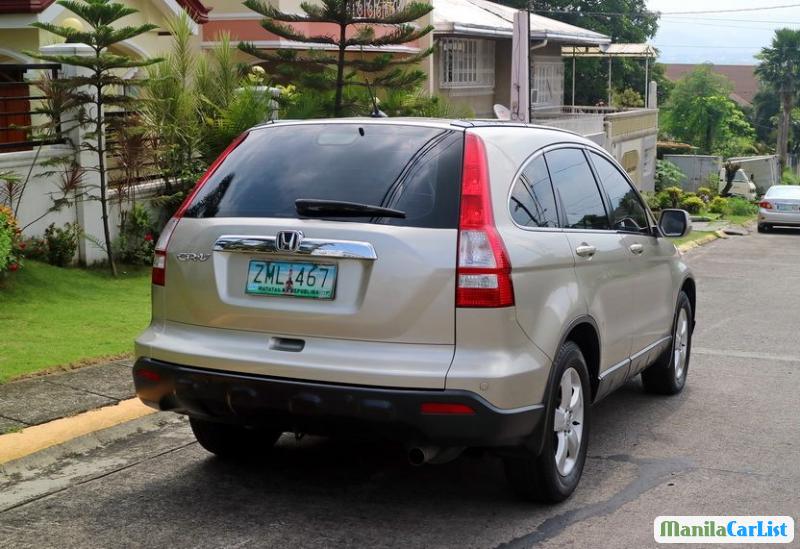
[
  {"xmin": 443, "ymin": 128, "xmax": 587, "ymax": 408},
  {"xmin": 477, "ymin": 127, "xmax": 586, "ymax": 357}
]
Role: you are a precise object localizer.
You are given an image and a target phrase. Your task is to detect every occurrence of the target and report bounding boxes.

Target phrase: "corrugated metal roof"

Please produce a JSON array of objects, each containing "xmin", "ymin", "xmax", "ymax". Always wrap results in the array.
[
  {"xmin": 562, "ymin": 44, "xmax": 658, "ymax": 58},
  {"xmin": 434, "ymin": 0, "xmax": 610, "ymax": 45}
]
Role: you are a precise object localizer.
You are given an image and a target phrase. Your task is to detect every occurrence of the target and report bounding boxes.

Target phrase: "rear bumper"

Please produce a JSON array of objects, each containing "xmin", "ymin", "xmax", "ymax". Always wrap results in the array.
[
  {"xmin": 133, "ymin": 358, "xmax": 545, "ymax": 448},
  {"xmin": 759, "ymin": 210, "xmax": 800, "ymax": 226}
]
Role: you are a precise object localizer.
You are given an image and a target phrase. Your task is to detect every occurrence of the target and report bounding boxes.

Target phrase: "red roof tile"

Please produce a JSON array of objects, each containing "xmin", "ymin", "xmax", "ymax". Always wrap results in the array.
[
  {"xmin": 664, "ymin": 63, "xmax": 759, "ymax": 107},
  {"xmin": 0, "ymin": 0, "xmax": 211, "ymax": 24}
]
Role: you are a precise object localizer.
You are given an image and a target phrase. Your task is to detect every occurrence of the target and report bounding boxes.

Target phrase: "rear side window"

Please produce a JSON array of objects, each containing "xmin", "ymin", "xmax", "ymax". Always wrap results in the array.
[
  {"xmin": 589, "ymin": 152, "xmax": 650, "ymax": 233},
  {"xmin": 183, "ymin": 124, "xmax": 463, "ymax": 228},
  {"xmin": 545, "ymin": 148, "xmax": 609, "ymax": 230},
  {"xmin": 509, "ymin": 156, "xmax": 559, "ymax": 228}
]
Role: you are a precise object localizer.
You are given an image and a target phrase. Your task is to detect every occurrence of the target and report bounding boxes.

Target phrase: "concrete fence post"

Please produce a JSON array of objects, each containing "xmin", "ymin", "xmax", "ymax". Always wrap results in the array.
[
  {"xmin": 648, "ymin": 81, "xmax": 658, "ymax": 109},
  {"xmin": 39, "ymin": 43, "xmax": 107, "ymax": 265}
]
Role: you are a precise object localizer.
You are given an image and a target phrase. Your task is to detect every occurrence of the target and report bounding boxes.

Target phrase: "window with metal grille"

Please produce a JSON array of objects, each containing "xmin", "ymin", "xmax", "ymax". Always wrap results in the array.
[
  {"xmin": 439, "ymin": 38, "xmax": 495, "ymax": 89},
  {"xmin": 531, "ymin": 57, "xmax": 564, "ymax": 107}
]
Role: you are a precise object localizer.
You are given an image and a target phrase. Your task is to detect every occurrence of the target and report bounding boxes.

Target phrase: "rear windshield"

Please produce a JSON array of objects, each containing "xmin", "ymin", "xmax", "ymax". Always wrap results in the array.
[
  {"xmin": 766, "ymin": 186, "xmax": 800, "ymax": 199},
  {"xmin": 183, "ymin": 124, "xmax": 464, "ymax": 228}
]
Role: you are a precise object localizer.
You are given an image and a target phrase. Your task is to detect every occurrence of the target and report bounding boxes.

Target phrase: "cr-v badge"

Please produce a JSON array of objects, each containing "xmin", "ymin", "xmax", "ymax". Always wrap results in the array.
[{"xmin": 176, "ymin": 252, "xmax": 211, "ymax": 262}]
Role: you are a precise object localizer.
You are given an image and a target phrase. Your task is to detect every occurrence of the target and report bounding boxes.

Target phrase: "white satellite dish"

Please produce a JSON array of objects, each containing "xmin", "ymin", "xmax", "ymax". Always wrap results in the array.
[{"xmin": 494, "ymin": 104, "xmax": 511, "ymax": 120}]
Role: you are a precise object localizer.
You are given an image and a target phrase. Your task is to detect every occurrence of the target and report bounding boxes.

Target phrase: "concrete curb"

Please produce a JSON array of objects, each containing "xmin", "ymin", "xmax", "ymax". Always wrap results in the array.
[
  {"xmin": 0, "ymin": 413, "xmax": 188, "ymax": 512},
  {"xmin": 677, "ymin": 232, "xmax": 721, "ymax": 253},
  {"xmin": 0, "ymin": 398, "xmax": 155, "ymax": 465}
]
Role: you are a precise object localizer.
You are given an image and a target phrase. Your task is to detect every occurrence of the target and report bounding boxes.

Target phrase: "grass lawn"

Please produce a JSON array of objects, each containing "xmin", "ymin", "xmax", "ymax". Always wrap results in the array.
[
  {"xmin": 694, "ymin": 212, "xmax": 756, "ymax": 226},
  {"xmin": 0, "ymin": 261, "xmax": 151, "ymax": 383},
  {"xmin": 725, "ymin": 214, "xmax": 757, "ymax": 226}
]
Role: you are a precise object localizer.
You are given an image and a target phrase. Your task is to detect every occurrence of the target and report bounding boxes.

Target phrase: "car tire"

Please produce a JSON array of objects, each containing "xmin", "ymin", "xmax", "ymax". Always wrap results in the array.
[
  {"xmin": 503, "ymin": 341, "xmax": 591, "ymax": 503},
  {"xmin": 189, "ymin": 417, "xmax": 283, "ymax": 459},
  {"xmin": 642, "ymin": 292, "xmax": 693, "ymax": 395},
  {"xmin": 757, "ymin": 224, "xmax": 770, "ymax": 233}
]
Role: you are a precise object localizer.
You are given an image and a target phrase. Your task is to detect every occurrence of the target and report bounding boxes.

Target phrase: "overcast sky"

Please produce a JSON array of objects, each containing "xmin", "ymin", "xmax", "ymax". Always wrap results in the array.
[{"xmin": 647, "ymin": 0, "xmax": 800, "ymax": 65}]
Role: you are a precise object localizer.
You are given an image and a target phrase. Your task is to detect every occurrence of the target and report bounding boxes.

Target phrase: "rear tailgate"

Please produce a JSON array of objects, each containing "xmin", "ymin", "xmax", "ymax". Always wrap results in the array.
[
  {"xmin": 163, "ymin": 122, "xmax": 463, "ymax": 348},
  {"xmin": 165, "ymin": 218, "xmax": 457, "ymax": 344}
]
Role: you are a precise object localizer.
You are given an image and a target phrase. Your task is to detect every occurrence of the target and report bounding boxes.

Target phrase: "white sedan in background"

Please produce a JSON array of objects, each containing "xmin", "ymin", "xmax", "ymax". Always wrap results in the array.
[{"xmin": 758, "ymin": 185, "xmax": 800, "ymax": 233}]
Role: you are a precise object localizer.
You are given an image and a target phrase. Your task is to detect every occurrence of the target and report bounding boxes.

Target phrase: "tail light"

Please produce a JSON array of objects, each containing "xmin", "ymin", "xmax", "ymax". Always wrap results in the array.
[
  {"xmin": 134, "ymin": 368, "xmax": 161, "ymax": 382},
  {"xmin": 759, "ymin": 200, "xmax": 773, "ymax": 210},
  {"xmin": 152, "ymin": 132, "xmax": 249, "ymax": 286},
  {"xmin": 456, "ymin": 133, "xmax": 514, "ymax": 308},
  {"xmin": 420, "ymin": 402, "xmax": 475, "ymax": 415},
  {"xmin": 151, "ymin": 217, "xmax": 178, "ymax": 286}
]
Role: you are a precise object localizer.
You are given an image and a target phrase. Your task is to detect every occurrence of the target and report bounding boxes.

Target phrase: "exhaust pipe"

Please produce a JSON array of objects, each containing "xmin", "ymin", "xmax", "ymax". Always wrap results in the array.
[
  {"xmin": 407, "ymin": 446, "xmax": 464, "ymax": 466},
  {"xmin": 408, "ymin": 446, "xmax": 439, "ymax": 466}
]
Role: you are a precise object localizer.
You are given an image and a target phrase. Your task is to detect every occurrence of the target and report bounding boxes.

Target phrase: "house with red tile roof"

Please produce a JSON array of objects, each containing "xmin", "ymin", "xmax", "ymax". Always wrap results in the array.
[{"xmin": 664, "ymin": 64, "xmax": 759, "ymax": 108}]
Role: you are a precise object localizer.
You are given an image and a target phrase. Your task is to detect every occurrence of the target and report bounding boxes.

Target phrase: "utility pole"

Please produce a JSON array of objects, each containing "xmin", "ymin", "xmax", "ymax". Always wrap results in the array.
[{"xmin": 527, "ymin": 1, "xmax": 532, "ymax": 121}]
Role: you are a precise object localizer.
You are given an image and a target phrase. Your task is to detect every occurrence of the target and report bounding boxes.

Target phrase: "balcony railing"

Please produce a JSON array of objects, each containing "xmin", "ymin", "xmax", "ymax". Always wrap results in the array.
[
  {"xmin": 530, "ymin": 106, "xmax": 658, "ymax": 139},
  {"xmin": 531, "ymin": 106, "xmax": 607, "ymax": 136},
  {"xmin": 0, "ymin": 63, "xmax": 64, "ymax": 152},
  {"xmin": 348, "ymin": 0, "xmax": 403, "ymax": 18}
]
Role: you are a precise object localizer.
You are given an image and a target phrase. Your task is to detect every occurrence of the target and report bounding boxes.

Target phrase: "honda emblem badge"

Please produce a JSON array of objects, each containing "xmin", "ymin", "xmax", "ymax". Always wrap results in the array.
[{"xmin": 276, "ymin": 230, "xmax": 304, "ymax": 252}]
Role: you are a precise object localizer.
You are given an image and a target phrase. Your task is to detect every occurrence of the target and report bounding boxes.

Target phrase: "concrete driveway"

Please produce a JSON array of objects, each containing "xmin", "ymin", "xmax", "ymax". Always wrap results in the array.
[{"xmin": 1, "ymin": 229, "xmax": 799, "ymax": 548}]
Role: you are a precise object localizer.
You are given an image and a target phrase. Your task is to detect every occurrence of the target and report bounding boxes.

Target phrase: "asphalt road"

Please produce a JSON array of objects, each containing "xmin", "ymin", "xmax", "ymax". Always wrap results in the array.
[{"xmin": 2, "ymin": 228, "xmax": 799, "ymax": 548}]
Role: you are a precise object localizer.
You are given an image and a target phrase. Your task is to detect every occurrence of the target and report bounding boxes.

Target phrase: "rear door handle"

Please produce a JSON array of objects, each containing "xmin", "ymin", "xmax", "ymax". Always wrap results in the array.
[
  {"xmin": 629, "ymin": 243, "xmax": 644, "ymax": 255},
  {"xmin": 575, "ymin": 244, "xmax": 597, "ymax": 258}
]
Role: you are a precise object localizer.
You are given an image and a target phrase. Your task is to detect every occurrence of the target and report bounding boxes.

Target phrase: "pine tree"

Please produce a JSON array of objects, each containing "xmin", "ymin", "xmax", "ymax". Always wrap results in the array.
[
  {"xmin": 240, "ymin": 0, "xmax": 435, "ymax": 116},
  {"xmin": 28, "ymin": 0, "xmax": 160, "ymax": 275}
]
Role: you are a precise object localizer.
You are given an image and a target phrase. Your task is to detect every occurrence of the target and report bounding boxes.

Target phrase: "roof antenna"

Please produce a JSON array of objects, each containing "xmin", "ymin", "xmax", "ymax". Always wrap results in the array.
[{"xmin": 365, "ymin": 78, "xmax": 386, "ymax": 118}]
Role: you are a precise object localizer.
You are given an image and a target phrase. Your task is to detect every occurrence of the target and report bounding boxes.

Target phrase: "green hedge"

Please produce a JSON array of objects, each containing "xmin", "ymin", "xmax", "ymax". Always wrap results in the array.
[
  {"xmin": 0, "ymin": 210, "xmax": 11, "ymax": 273},
  {"xmin": 0, "ymin": 205, "xmax": 22, "ymax": 274}
]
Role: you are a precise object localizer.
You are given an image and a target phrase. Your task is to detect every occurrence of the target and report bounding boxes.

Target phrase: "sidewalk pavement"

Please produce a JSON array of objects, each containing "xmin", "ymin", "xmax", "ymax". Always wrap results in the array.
[{"xmin": 0, "ymin": 359, "xmax": 135, "ymax": 434}]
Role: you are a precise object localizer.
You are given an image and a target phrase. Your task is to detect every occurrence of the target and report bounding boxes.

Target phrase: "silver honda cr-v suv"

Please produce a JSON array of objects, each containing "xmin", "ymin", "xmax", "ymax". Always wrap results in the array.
[{"xmin": 134, "ymin": 119, "xmax": 695, "ymax": 502}]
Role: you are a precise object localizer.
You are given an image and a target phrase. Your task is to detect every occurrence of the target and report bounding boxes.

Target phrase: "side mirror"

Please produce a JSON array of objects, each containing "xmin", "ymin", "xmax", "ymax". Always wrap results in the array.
[{"xmin": 659, "ymin": 209, "xmax": 692, "ymax": 238}]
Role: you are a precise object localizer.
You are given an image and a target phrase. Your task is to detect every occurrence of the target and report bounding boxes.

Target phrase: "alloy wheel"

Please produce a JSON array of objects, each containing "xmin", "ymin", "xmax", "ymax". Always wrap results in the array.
[
  {"xmin": 673, "ymin": 308, "xmax": 689, "ymax": 382},
  {"xmin": 553, "ymin": 367, "xmax": 584, "ymax": 476}
]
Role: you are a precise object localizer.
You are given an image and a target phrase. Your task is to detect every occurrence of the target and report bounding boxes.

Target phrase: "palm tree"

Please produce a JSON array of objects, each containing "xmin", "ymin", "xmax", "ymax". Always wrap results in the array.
[{"xmin": 756, "ymin": 29, "xmax": 800, "ymax": 171}]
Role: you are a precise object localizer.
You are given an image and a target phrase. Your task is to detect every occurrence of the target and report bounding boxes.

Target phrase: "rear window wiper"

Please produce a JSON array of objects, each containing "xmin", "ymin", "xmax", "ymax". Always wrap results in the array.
[{"xmin": 295, "ymin": 199, "xmax": 406, "ymax": 219}]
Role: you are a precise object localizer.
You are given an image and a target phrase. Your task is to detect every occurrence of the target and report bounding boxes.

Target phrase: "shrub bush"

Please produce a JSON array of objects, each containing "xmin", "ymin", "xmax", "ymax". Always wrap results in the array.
[
  {"xmin": 641, "ymin": 191, "xmax": 661, "ymax": 211},
  {"xmin": 727, "ymin": 197, "xmax": 758, "ymax": 216},
  {"xmin": 44, "ymin": 222, "xmax": 81, "ymax": 267},
  {"xmin": 0, "ymin": 205, "xmax": 22, "ymax": 274},
  {"xmin": 696, "ymin": 186, "xmax": 715, "ymax": 203},
  {"xmin": 114, "ymin": 203, "xmax": 155, "ymax": 266},
  {"xmin": 681, "ymin": 196, "xmax": 705, "ymax": 214},
  {"xmin": 0, "ymin": 209, "xmax": 13, "ymax": 273},
  {"xmin": 655, "ymin": 160, "xmax": 684, "ymax": 193},
  {"xmin": 781, "ymin": 169, "xmax": 800, "ymax": 185},
  {"xmin": 708, "ymin": 196, "xmax": 729, "ymax": 214},
  {"xmin": 659, "ymin": 186, "xmax": 685, "ymax": 209},
  {"xmin": 612, "ymin": 88, "xmax": 645, "ymax": 108},
  {"xmin": 21, "ymin": 236, "xmax": 48, "ymax": 261}
]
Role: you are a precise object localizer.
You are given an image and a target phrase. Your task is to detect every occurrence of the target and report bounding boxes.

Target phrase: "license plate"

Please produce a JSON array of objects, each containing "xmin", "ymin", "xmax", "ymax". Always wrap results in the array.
[
  {"xmin": 776, "ymin": 203, "xmax": 800, "ymax": 212},
  {"xmin": 246, "ymin": 260, "xmax": 337, "ymax": 299}
]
